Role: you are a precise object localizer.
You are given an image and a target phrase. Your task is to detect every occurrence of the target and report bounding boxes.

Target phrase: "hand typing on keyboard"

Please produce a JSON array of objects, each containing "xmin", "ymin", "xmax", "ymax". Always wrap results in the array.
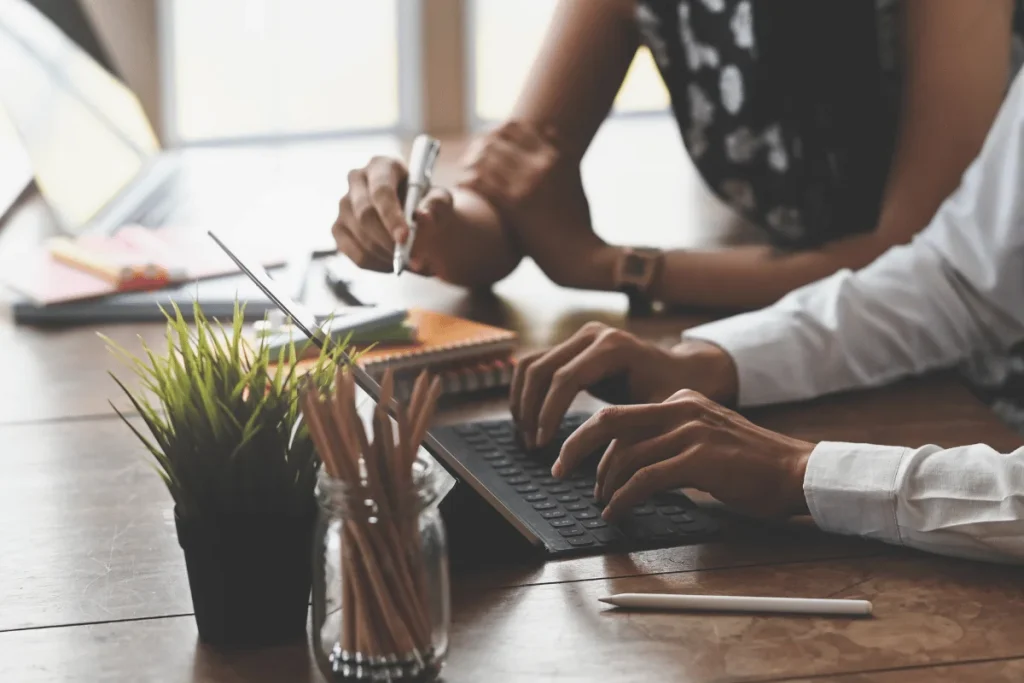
[
  {"xmin": 551, "ymin": 389, "xmax": 815, "ymax": 522},
  {"xmin": 509, "ymin": 322, "xmax": 737, "ymax": 449}
]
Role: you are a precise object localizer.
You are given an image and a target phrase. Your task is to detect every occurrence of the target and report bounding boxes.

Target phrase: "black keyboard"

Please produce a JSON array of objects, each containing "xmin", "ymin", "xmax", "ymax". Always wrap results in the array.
[{"xmin": 433, "ymin": 413, "xmax": 719, "ymax": 556}]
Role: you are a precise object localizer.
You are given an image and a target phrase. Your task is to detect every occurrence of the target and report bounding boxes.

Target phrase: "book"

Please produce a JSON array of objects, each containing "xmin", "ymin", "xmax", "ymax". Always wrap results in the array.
[
  {"xmin": 0, "ymin": 226, "xmax": 285, "ymax": 305},
  {"xmin": 285, "ymin": 309, "xmax": 518, "ymax": 400},
  {"xmin": 256, "ymin": 307, "xmax": 411, "ymax": 358},
  {"xmin": 391, "ymin": 357, "xmax": 517, "ymax": 402},
  {"xmin": 355, "ymin": 309, "xmax": 517, "ymax": 377}
]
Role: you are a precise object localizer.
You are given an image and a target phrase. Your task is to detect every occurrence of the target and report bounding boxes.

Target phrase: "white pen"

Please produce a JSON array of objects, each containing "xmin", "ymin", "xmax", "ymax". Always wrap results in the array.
[
  {"xmin": 394, "ymin": 134, "xmax": 442, "ymax": 276},
  {"xmin": 598, "ymin": 593, "xmax": 873, "ymax": 616}
]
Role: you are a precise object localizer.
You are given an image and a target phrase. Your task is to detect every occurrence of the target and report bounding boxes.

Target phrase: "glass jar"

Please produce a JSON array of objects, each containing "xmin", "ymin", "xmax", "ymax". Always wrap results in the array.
[{"xmin": 312, "ymin": 454, "xmax": 450, "ymax": 682}]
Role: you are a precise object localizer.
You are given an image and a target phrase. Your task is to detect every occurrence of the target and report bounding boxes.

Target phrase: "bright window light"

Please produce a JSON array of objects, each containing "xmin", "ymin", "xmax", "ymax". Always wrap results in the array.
[
  {"xmin": 169, "ymin": 0, "xmax": 399, "ymax": 142},
  {"xmin": 473, "ymin": 0, "xmax": 669, "ymax": 123}
]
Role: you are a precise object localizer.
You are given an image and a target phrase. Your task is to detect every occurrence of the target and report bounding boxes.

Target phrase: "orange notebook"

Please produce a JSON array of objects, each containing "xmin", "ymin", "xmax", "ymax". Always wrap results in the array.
[
  {"xmin": 355, "ymin": 309, "xmax": 517, "ymax": 378},
  {"xmin": 287, "ymin": 310, "xmax": 518, "ymax": 398}
]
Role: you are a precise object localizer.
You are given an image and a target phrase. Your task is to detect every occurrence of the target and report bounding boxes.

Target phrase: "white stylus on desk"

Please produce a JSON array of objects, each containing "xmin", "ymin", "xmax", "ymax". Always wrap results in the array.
[
  {"xmin": 394, "ymin": 134, "xmax": 442, "ymax": 275},
  {"xmin": 598, "ymin": 593, "xmax": 873, "ymax": 616}
]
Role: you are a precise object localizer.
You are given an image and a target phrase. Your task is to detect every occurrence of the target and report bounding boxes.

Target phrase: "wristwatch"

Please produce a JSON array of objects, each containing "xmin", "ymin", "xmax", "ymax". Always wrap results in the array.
[{"xmin": 613, "ymin": 247, "xmax": 664, "ymax": 315}]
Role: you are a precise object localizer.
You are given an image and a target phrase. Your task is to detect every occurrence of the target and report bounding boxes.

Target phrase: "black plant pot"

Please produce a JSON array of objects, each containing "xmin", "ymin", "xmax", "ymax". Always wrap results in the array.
[{"xmin": 175, "ymin": 507, "xmax": 315, "ymax": 648}]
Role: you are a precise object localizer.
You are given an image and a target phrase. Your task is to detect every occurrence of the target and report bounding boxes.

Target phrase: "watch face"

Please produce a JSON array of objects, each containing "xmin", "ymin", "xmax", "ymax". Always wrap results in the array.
[{"xmin": 623, "ymin": 254, "xmax": 647, "ymax": 279}]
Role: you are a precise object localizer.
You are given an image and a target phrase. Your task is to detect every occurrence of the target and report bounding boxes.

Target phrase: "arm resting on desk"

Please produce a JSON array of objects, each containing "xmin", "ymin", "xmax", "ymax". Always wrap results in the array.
[
  {"xmin": 685, "ymin": 69, "xmax": 1024, "ymax": 406},
  {"xmin": 807, "ymin": 441, "xmax": 1024, "ymax": 564}
]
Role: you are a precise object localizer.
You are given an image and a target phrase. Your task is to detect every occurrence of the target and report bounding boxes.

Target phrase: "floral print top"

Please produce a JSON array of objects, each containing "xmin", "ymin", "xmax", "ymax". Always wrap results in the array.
[{"xmin": 636, "ymin": 0, "xmax": 1024, "ymax": 250}]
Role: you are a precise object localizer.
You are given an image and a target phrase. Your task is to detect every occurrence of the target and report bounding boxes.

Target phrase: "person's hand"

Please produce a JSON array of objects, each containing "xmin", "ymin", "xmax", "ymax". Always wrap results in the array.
[
  {"xmin": 460, "ymin": 120, "xmax": 560, "ymax": 211},
  {"xmin": 552, "ymin": 389, "xmax": 815, "ymax": 521},
  {"xmin": 460, "ymin": 121, "xmax": 612, "ymax": 289},
  {"xmin": 510, "ymin": 322, "xmax": 738, "ymax": 448},
  {"xmin": 333, "ymin": 156, "xmax": 455, "ymax": 275}
]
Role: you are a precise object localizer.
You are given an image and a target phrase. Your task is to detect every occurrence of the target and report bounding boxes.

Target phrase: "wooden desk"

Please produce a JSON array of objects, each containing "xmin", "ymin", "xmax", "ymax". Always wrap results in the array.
[{"xmin": 2, "ymin": 124, "xmax": 1022, "ymax": 682}]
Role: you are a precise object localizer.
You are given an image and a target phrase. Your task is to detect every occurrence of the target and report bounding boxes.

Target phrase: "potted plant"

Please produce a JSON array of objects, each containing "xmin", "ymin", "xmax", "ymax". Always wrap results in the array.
[{"xmin": 105, "ymin": 302, "xmax": 345, "ymax": 647}]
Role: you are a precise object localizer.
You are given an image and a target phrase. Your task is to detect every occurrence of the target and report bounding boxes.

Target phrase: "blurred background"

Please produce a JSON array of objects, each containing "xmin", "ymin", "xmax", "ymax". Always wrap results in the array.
[
  {"xmin": 1, "ymin": 0, "xmax": 735, "ymax": 256},
  {"xmin": 1, "ymin": 0, "xmax": 668, "ymax": 147}
]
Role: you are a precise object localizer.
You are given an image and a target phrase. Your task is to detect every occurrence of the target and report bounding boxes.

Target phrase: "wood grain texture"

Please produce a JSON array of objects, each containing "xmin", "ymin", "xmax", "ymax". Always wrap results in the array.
[
  {"xmin": 445, "ymin": 555, "xmax": 1024, "ymax": 683},
  {"xmin": 3, "ymin": 555, "xmax": 1021, "ymax": 683},
  {"xmin": 785, "ymin": 657, "xmax": 1024, "ymax": 682},
  {"xmin": 0, "ymin": 416, "xmax": 882, "ymax": 632},
  {"xmin": 1, "ymin": 125, "xmax": 1022, "ymax": 682}
]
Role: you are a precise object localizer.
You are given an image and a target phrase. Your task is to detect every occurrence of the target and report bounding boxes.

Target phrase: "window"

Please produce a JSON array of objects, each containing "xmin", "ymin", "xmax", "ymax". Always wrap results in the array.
[
  {"xmin": 160, "ymin": 0, "xmax": 668, "ymax": 144},
  {"xmin": 167, "ymin": 0, "xmax": 399, "ymax": 143},
  {"xmin": 472, "ymin": 0, "xmax": 669, "ymax": 124}
]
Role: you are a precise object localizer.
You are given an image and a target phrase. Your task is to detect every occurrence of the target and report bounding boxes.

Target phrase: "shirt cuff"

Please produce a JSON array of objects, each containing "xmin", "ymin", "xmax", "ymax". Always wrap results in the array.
[
  {"xmin": 803, "ymin": 441, "xmax": 909, "ymax": 546},
  {"xmin": 684, "ymin": 310, "xmax": 808, "ymax": 407}
]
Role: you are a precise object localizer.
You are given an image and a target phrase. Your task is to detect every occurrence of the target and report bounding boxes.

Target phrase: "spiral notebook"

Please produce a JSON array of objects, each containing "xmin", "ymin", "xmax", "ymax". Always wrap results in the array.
[
  {"xmin": 356, "ymin": 309, "xmax": 516, "ymax": 375},
  {"xmin": 291, "ymin": 309, "xmax": 518, "ymax": 400}
]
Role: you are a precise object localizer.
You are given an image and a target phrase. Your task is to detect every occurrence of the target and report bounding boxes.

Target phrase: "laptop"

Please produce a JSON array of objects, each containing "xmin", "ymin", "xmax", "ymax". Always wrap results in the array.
[
  {"xmin": 210, "ymin": 231, "xmax": 721, "ymax": 559},
  {"xmin": 0, "ymin": 0, "xmax": 312, "ymax": 237}
]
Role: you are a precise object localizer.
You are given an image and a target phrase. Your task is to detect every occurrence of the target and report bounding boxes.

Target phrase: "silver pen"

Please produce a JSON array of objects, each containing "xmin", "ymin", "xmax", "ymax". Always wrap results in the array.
[{"xmin": 394, "ymin": 134, "xmax": 442, "ymax": 275}]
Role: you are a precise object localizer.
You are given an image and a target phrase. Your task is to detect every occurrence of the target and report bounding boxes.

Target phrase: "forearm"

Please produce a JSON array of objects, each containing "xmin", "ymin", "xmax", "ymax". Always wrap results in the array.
[
  {"xmin": 654, "ymin": 232, "xmax": 890, "ymax": 310},
  {"xmin": 806, "ymin": 441, "xmax": 1024, "ymax": 564},
  {"xmin": 433, "ymin": 188, "xmax": 522, "ymax": 289},
  {"xmin": 685, "ymin": 72, "xmax": 1024, "ymax": 406}
]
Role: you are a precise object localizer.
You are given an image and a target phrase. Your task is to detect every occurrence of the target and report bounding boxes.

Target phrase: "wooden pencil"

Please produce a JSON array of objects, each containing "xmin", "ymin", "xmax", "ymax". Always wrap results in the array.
[{"xmin": 301, "ymin": 368, "xmax": 441, "ymax": 665}]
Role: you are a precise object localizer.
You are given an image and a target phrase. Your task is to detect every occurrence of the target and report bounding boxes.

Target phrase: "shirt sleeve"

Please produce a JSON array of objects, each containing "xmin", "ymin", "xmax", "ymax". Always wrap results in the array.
[
  {"xmin": 804, "ymin": 441, "xmax": 1024, "ymax": 564},
  {"xmin": 685, "ymin": 71, "xmax": 1024, "ymax": 407}
]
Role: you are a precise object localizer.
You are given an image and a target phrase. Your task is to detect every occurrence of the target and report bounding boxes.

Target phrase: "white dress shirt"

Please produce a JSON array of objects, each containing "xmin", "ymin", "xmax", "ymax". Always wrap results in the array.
[{"xmin": 685, "ymin": 72, "xmax": 1024, "ymax": 565}]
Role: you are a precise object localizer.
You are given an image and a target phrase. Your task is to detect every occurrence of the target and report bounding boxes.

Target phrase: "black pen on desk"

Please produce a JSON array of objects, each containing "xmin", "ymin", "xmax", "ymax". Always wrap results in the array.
[{"xmin": 393, "ymin": 135, "xmax": 441, "ymax": 276}]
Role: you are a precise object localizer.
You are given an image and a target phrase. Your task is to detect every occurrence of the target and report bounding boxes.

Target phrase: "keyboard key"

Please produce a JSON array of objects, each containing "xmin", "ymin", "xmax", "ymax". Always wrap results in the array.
[
  {"xmin": 632, "ymin": 505, "xmax": 656, "ymax": 516},
  {"xmin": 454, "ymin": 425, "xmax": 478, "ymax": 436},
  {"xmin": 524, "ymin": 492, "xmax": 547, "ymax": 502},
  {"xmin": 494, "ymin": 436, "xmax": 516, "ymax": 446},
  {"xmin": 550, "ymin": 519, "xmax": 576, "ymax": 528},
  {"xmin": 667, "ymin": 511, "xmax": 694, "ymax": 523},
  {"xmin": 559, "ymin": 528, "xmax": 584, "ymax": 538},
  {"xmin": 580, "ymin": 490, "xmax": 595, "ymax": 499},
  {"xmin": 518, "ymin": 486, "xmax": 541, "ymax": 495},
  {"xmin": 565, "ymin": 502, "xmax": 589, "ymax": 512},
  {"xmin": 480, "ymin": 451, "xmax": 506, "ymax": 461},
  {"xmin": 464, "ymin": 434, "xmax": 489, "ymax": 445},
  {"xmin": 488, "ymin": 457, "xmax": 513, "ymax": 468},
  {"xmin": 574, "ymin": 480, "xmax": 595, "ymax": 489},
  {"xmin": 546, "ymin": 485, "xmax": 571, "ymax": 494},
  {"xmin": 568, "ymin": 537, "xmax": 595, "ymax": 547},
  {"xmin": 592, "ymin": 528, "xmax": 623, "ymax": 544},
  {"xmin": 533, "ymin": 502, "xmax": 556, "ymax": 511},
  {"xmin": 541, "ymin": 510, "xmax": 566, "ymax": 519},
  {"xmin": 537, "ymin": 477, "xmax": 558, "ymax": 486},
  {"xmin": 642, "ymin": 519, "xmax": 677, "ymax": 538},
  {"xmin": 556, "ymin": 494, "xmax": 580, "ymax": 503},
  {"xmin": 574, "ymin": 510, "xmax": 599, "ymax": 520},
  {"xmin": 655, "ymin": 505, "xmax": 686, "ymax": 516},
  {"xmin": 506, "ymin": 476, "xmax": 530, "ymax": 485},
  {"xmin": 496, "ymin": 466, "xmax": 523, "ymax": 477},
  {"xmin": 582, "ymin": 519, "xmax": 607, "ymax": 529}
]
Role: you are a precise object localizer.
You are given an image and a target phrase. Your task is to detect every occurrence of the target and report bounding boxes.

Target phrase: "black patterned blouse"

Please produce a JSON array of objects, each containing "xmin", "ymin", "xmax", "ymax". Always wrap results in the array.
[{"xmin": 635, "ymin": 0, "xmax": 1024, "ymax": 250}]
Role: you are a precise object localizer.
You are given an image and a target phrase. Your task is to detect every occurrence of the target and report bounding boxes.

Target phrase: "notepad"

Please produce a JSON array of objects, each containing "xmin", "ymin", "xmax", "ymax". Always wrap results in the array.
[
  {"xmin": 0, "ymin": 226, "xmax": 286, "ymax": 305},
  {"xmin": 286, "ymin": 309, "xmax": 518, "ymax": 400},
  {"xmin": 355, "ymin": 309, "xmax": 517, "ymax": 376}
]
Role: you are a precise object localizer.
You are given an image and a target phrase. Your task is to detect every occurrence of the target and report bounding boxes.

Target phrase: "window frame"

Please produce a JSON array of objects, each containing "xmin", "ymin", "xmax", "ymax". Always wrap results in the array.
[{"xmin": 151, "ymin": 0, "xmax": 662, "ymax": 147}]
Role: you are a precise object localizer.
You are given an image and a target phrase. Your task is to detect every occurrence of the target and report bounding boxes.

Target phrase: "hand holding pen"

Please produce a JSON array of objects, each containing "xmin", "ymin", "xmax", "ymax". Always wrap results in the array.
[
  {"xmin": 332, "ymin": 136, "xmax": 446, "ymax": 275},
  {"xmin": 395, "ymin": 135, "xmax": 441, "ymax": 275}
]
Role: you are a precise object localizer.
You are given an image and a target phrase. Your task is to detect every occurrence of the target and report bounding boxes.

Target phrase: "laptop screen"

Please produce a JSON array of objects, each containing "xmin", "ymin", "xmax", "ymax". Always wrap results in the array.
[{"xmin": 0, "ymin": 0, "xmax": 159, "ymax": 230}]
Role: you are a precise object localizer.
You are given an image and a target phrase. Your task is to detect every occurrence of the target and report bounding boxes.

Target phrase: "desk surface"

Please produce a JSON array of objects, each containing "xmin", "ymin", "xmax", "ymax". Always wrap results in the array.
[{"xmin": 2, "ymin": 124, "xmax": 1023, "ymax": 682}]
